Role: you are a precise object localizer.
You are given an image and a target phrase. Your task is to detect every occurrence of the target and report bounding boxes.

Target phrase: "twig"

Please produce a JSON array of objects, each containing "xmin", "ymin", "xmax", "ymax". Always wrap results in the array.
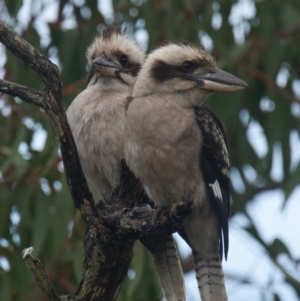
[
  {"xmin": 0, "ymin": 79, "xmax": 46, "ymax": 109},
  {"xmin": 22, "ymin": 247, "xmax": 61, "ymax": 301},
  {"xmin": 277, "ymin": 25, "xmax": 300, "ymax": 40},
  {"xmin": 252, "ymin": 68, "xmax": 299, "ymax": 104}
]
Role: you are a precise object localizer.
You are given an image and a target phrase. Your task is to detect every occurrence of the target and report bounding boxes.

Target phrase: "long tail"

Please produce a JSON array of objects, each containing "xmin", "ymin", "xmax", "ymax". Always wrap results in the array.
[
  {"xmin": 193, "ymin": 250, "xmax": 227, "ymax": 301},
  {"xmin": 141, "ymin": 234, "xmax": 185, "ymax": 301}
]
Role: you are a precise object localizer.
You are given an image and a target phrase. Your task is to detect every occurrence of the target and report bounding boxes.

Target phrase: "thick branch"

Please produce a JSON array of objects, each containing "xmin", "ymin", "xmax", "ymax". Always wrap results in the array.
[
  {"xmin": 98, "ymin": 204, "xmax": 190, "ymax": 241},
  {"xmin": 0, "ymin": 79, "xmax": 46, "ymax": 109},
  {"xmin": 74, "ymin": 226, "xmax": 134, "ymax": 301},
  {"xmin": 73, "ymin": 202, "xmax": 192, "ymax": 301},
  {"xmin": 21, "ymin": 201, "xmax": 190, "ymax": 301},
  {"xmin": 0, "ymin": 20, "xmax": 59, "ymax": 85}
]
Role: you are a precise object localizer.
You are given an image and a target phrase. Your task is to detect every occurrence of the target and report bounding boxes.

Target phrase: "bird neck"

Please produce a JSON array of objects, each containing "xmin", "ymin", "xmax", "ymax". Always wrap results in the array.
[
  {"xmin": 89, "ymin": 76, "xmax": 131, "ymax": 93},
  {"xmin": 177, "ymin": 89, "xmax": 210, "ymax": 108}
]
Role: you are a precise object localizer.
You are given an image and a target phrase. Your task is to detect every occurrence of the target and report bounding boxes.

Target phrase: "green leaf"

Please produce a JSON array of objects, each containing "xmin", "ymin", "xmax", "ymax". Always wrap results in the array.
[
  {"xmin": 31, "ymin": 190, "xmax": 51, "ymax": 257},
  {"xmin": 0, "ymin": 273, "xmax": 11, "ymax": 301},
  {"xmin": 73, "ymin": 243, "xmax": 85, "ymax": 284},
  {"xmin": 0, "ymin": 186, "xmax": 11, "ymax": 238},
  {"xmin": 50, "ymin": 178, "xmax": 73, "ymax": 258}
]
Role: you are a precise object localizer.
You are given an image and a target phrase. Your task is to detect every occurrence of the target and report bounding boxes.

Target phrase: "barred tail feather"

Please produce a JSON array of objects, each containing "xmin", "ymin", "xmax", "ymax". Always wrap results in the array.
[
  {"xmin": 152, "ymin": 234, "xmax": 185, "ymax": 301},
  {"xmin": 193, "ymin": 251, "xmax": 227, "ymax": 301}
]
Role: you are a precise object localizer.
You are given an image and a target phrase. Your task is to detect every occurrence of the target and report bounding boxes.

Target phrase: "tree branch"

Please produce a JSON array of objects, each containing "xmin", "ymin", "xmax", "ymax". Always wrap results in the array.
[
  {"xmin": 0, "ymin": 19, "xmax": 98, "ymax": 218},
  {"xmin": 22, "ymin": 248, "xmax": 61, "ymax": 301},
  {"xmin": 0, "ymin": 20, "xmax": 60, "ymax": 85},
  {"xmin": 252, "ymin": 68, "xmax": 299, "ymax": 104},
  {"xmin": 22, "ymin": 199, "xmax": 191, "ymax": 301},
  {"xmin": 0, "ymin": 79, "xmax": 46, "ymax": 109}
]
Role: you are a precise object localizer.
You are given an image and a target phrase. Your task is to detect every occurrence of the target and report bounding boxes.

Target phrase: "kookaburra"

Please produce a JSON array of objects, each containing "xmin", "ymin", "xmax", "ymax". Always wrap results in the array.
[
  {"xmin": 66, "ymin": 26, "xmax": 144, "ymax": 202},
  {"xmin": 66, "ymin": 27, "xmax": 185, "ymax": 301},
  {"xmin": 124, "ymin": 42, "xmax": 248, "ymax": 301}
]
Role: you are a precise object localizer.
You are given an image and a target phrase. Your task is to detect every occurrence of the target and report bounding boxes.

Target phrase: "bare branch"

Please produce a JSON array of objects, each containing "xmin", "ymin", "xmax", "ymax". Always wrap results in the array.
[
  {"xmin": 233, "ymin": 37, "xmax": 299, "ymax": 104},
  {"xmin": 277, "ymin": 25, "xmax": 300, "ymax": 40},
  {"xmin": 22, "ymin": 248, "xmax": 61, "ymax": 301},
  {"xmin": 0, "ymin": 79, "xmax": 46, "ymax": 109},
  {"xmin": 0, "ymin": 20, "xmax": 59, "ymax": 85},
  {"xmin": 75, "ymin": 226, "xmax": 134, "ymax": 301},
  {"xmin": 252, "ymin": 68, "xmax": 299, "ymax": 104},
  {"xmin": 74, "ymin": 201, "xmax": 192, "ymax": 301}
]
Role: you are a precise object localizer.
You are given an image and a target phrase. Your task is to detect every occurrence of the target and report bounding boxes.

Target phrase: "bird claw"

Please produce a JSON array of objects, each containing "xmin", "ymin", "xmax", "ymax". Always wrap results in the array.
[
  {"xmin": 152, "ymin": 201, "xmax": 193, "ymax": 225},
  {"xmin": 170, "ymin": 200, "xmax": 193, "ymax": 222}
]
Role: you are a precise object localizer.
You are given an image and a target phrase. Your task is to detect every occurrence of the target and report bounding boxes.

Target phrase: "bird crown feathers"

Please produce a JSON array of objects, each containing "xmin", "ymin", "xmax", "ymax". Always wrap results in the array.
[{"xmin": 86, "ymin": 26, "xmax": 144, "ymax": 66}]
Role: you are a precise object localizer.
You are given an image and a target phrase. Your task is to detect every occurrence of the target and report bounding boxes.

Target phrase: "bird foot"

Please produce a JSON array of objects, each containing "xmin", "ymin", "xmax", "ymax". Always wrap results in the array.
[
  {"xmin": 170, "ymin": 200, "xmax": 193, "ymax": 222},
  {"xmin": 152, "ymin": 201, "xmax": 193, "ymax": 225}
]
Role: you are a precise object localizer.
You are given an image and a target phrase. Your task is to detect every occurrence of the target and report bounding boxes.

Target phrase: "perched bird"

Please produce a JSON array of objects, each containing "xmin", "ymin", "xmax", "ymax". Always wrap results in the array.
[
  {"xmin": 66, "ymin": 27, "xmax": 185, "ymax": 301},
  {"xmin": 66, "ymin": 26, "xmax": 144, "ymax": 202},
  {"xmin": 125, "ymin": 42, "xmax": 248, "ymax": 301}
]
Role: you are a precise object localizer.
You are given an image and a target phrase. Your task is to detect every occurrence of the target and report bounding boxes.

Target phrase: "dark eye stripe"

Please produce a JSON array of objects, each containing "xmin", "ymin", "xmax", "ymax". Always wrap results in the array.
[{"xmin": 151, "ymin": 59, "xmax": 212, "ymax": 82}]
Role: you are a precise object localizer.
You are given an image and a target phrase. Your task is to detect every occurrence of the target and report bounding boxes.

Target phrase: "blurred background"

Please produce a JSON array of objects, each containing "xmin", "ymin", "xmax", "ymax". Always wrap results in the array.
[{"xmin": 0, "ymin": 0, "xmax": 300, "ymax": 300}]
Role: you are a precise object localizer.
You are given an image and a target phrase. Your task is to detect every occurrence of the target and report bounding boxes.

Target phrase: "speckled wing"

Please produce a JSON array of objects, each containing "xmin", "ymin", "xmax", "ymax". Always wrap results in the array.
[{"xmin": 194, "ymin": 104, "xmax": 231, "ymax": 260}]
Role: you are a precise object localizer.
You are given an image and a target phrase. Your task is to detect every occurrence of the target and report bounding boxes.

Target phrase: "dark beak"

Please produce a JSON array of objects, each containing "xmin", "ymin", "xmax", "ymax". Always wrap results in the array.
[
  {"xmin": 93, "ymin": 55, "xmax": 121, "ymax": 69},
  {"xmin": 191, "ymin": 68, "xmax": 248, "ymax": 92}
]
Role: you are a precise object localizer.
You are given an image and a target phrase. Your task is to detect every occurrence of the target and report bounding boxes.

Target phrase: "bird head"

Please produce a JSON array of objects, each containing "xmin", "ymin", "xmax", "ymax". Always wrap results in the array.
[
  {"xmin": 86, "ymin": 26, "xmax": 144, "ymax": 86},
  {"xmin": 132, "ymin": 42, "xmax": 247, "ymax": 104}
]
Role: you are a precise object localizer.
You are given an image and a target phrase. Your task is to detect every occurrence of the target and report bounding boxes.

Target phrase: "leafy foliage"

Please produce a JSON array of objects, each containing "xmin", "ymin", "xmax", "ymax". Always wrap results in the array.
[{"xmin": 0, "ymin": 0, "xmax": 299, "ymax": 300}]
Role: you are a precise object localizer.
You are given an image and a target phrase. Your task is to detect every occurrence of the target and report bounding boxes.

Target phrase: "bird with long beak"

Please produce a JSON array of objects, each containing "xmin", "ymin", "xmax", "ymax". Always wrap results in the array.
[
  {"xmin": 66, "ymin": 28, "xmax": 185, "ymax": 301},
  {"xmin": 125, "ymin": 42, "xmax": 248, "ymax": 301}
]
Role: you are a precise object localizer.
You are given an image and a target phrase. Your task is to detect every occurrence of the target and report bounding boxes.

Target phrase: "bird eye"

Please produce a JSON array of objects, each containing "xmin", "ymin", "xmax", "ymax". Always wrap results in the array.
[
  {"xmin": 181, "ymin": 61, "xmax": 194, "ymax": 73},
  {"xmin": 119, "ymin": 55, "xmax": 129, "ymax": 66}
]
